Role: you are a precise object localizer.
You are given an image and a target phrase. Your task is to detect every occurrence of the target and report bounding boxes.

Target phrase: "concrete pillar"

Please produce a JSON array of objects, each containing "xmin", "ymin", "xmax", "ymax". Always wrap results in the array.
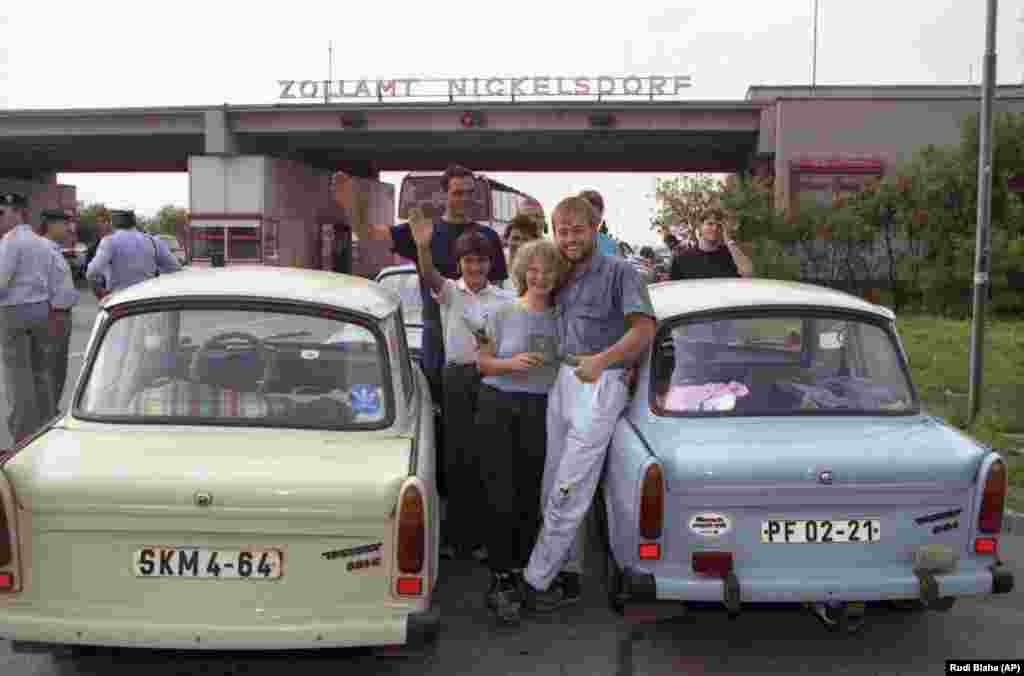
[{"xmin": 204, "ymin": 108, "xmax": 238, "ymax": 156}]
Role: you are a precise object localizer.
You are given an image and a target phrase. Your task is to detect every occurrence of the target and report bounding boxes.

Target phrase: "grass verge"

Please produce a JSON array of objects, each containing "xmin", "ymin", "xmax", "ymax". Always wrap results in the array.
[{"xmin": 897, "ymin": 316, "xmax": 1023, "ymax": 510}]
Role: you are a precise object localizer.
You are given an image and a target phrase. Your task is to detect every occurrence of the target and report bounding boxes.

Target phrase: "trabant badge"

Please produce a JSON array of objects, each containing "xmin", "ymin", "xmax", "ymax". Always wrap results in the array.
[
  {"xmin": 194, "ymin": 492, "xmax": 213, "ymax": 508},
  {"xmin": 818, "ymin": 470, "xmax": 834, "ymax": 485}
]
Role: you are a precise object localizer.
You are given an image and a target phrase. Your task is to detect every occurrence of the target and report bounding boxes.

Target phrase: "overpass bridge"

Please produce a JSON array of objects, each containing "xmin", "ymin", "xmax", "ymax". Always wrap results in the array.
[
  {"xmin": 0, "ymin": 100, "xmax": 763, "ymax": 177},
  {"xmin": 0, "ymin": 98, "xmax": 767, "ymax": 270}
]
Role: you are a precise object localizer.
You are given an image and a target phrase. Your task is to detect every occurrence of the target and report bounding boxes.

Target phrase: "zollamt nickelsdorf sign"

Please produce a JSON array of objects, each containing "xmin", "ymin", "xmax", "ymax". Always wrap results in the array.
[{"xmin": 277, "ymin": 75, "xmax": 693, "ymax": 101}]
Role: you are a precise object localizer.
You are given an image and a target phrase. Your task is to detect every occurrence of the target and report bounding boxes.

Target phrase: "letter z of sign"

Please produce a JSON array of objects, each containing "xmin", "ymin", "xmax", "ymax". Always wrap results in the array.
[{"xmin": 278, "ymin": 80, "xmax": 296, "ymax": 99}]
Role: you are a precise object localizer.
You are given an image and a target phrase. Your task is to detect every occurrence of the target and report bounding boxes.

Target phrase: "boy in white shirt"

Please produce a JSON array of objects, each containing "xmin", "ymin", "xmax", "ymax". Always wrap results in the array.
[{"xmin": 411, "ymin": 208, "xmax": 514, "ymax": 560}]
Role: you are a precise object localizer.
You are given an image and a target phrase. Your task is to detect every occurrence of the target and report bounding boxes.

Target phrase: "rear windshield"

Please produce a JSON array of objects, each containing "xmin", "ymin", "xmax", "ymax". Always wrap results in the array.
[
  {"xmin": 77, "ymin": 307, "xmax": 391, "ymax": 429},
  {"xmin": 651, "ymin": 314, "xmax": 916, "ymax": 416}
]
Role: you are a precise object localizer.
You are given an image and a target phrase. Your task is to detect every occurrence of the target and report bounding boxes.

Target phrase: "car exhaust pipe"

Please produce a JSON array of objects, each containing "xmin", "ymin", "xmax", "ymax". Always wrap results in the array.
[{"xmin": 809, "ymin": 601, "xmax": 866, "ymax": 634}]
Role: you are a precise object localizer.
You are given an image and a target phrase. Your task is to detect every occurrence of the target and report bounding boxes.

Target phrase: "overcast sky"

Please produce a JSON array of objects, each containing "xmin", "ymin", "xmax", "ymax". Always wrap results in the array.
[{"xmin": 3, "ymin": 1, "xmax": 1024, "ymax": 246}]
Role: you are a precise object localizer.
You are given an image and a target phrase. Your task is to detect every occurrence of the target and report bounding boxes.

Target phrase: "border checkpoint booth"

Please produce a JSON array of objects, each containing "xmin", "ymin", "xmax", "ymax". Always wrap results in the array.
[{"xmin": 187, "ymin": 157, "xmax": 394, "ymax": 277}]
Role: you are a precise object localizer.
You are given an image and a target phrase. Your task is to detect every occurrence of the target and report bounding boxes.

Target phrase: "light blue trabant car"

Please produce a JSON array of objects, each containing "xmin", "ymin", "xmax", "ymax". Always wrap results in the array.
[{"xmin": 597, "ymin": 279, "xmax": 1013, "ymax": 633}]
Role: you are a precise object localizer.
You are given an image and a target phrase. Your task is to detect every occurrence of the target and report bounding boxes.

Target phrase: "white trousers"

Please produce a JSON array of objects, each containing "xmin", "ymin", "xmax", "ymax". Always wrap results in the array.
[{"xmin": 524, "ymin": 364, "xmax": 629, "ymax": 591}]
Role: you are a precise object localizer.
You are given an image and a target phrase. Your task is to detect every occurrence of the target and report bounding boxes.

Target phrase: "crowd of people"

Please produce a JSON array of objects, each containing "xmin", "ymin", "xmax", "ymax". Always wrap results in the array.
[
  {"xmin": 3, "ymin": 168, "xmax": 755, "ymax": 627},
  {"xmin": 0, "ymin": 193, "xmax": 181, "ymax": 446},
  {"xmin": 349, "ymin": 165, "xmax": 755, "ymax": 626}
]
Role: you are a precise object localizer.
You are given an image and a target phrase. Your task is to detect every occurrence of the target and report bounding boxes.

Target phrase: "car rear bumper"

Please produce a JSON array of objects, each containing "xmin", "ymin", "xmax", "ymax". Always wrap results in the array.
[
  {"xmin": 620, "ymin": 560, "xmax": 1012, "ymax": 605},
  {"xmin": 1, "ymin": 600, "xmax": 439, "ymax": 651}
]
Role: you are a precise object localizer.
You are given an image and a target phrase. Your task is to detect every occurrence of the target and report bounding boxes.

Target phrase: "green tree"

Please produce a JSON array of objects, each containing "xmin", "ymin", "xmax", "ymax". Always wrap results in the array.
[
  {"xmin": 75, "ymin": 201, "xmax": 112, "ymax": 245},
  {"xmin": 651, "ymin": 174, "xmax": 723, "ymax": 243},
  {"xmin": 152, "ymin": 204, "xmax": 188, "ymax": 236}
]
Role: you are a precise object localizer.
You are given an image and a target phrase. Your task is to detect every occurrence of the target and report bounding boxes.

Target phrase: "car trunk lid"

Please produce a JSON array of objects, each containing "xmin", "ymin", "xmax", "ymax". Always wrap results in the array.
[{"xmin": 3, "ymin": 426, "xmax": 418, "ymax": 616}]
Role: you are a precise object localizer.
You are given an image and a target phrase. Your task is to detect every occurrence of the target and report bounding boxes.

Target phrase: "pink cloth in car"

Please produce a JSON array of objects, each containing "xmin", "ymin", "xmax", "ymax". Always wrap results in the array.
[{"xmin": 664, "ymin": 381, "xmax": 750, "ymax": 411}]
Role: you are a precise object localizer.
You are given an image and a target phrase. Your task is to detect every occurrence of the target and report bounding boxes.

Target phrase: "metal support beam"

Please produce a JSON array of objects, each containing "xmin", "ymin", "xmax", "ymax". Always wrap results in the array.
[{"xmin": 968, "ymin": 0, "xmax": 998, "ymax": 425}]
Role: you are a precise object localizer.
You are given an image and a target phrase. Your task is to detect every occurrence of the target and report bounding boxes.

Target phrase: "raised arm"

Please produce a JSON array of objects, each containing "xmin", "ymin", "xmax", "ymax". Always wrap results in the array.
[
  {"xmin": 85, "ymin": 236, "xmax": 113, "ymax": 283},
  {"xmin": 333, "ymin": 172, "xmax": 394, "ymax": 247},
  {"xmin": 723, "ymin": 221, "xmax": 754, "ymax": 277},
  {"xmin": 410, "ymin": 208, "xmax": 445, "ymax": 295}
]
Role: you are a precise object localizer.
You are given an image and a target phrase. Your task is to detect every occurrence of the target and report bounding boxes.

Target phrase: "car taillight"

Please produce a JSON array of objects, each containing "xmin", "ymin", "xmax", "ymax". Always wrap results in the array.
[
  {"xmin": 396, "ymin": 484, "xmax": 425, "ymax": 574},
  {"xmin": 975, "ymin": 537, "xmax": 998, "ymax": 555},
  {"xmin": 0, "ymin": 471, "xmax": 19, "ymax": 593},
  {"xmin": 693, "ymin": 552, "xmax": 734, "ymax": 577},
  {"xmin": 638, "ymin": 543, "xmax": 661, "ymax": 560},
  {"xmin": 639, "ymin": 464, "xmax": 664, "ymax": 541},
  {"xmin": 0, "ymin": 498, "xmax": 11, "ymax": 568},
  {"xmin": 978, "ymin": 460, "xmax": 1007, "ymax": 535},
  {"xmin": 396, "ymin": 577, "xmax": 423, "ymax": 596}
]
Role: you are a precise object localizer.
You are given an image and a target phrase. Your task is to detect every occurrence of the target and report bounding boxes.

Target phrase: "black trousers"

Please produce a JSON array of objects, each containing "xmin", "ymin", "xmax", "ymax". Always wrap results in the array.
[
  {"xmin": 474, "ymin": 384, "xmax": 548, "ymax": 572},
  {"xmin": 441, "ymin": 363, "xmax": 484, "ymax": 550},
  {"xmin": 50, "ymin": 311, "xmax": 72, "ymax": 407}
]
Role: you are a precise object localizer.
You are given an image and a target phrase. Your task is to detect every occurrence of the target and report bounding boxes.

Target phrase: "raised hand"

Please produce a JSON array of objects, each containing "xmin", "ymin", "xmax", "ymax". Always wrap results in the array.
[{"xmin": 409, "ymin": 207, "xmax": 434, "ymax": 248}]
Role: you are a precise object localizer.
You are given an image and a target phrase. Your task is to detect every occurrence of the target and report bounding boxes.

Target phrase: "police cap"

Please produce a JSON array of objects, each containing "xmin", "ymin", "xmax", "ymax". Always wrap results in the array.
[
  {"xmin": 41, "ymin": 208, "xmax": 71, "ymax": 223},
  {"xmin": 0, "ymin": 192, "xmax": 28, "ymax": 208},
  {"xmin": 110, "ymin": 209, "xmax": 137, "ymax": 228}
]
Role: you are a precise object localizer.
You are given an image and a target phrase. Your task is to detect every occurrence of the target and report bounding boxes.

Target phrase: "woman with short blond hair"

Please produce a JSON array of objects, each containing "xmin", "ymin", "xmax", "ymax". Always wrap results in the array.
[{"xmin": 475, "ymin": 238, "xmax": 566, "ymax": 625}]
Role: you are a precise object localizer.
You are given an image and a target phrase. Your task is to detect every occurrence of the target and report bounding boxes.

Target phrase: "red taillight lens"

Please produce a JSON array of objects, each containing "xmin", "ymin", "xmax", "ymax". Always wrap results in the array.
[
  {"xmin": 397, "ymin": 485, "xmax": 425, "ymax": 573},
  {"xmin": 639, "ymin": 543, "xmax": 661, "ymax": 560},
  {"xmin": 978, "ymin": 460, "xmax": 1007, "ymax": 534},
  {"xmin": 0, "ymin": 572, "xmax": 12, "ymax": 591},
  {"xmin": 975, "ymin": 537, "xmax": 998, "ymax": 555},
  {"xmin": 0, "ymin": 496, "xmax": 11, "ymax": 568},
  {"xmin": 693, "ymin": 552, "xmax": 733, "ymax": 577},
  {"xmin": 396, "ymin": 576, "xmax": 423, "ymax": 596},
  {"xmin": 639, "ymin": 464, "xmax": 664, "ymax": 540}
]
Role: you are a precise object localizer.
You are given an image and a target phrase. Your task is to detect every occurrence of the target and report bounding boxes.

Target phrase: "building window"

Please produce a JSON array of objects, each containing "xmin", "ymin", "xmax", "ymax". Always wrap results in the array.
[
  {"xmin": 189, "ymin": 222, "xmax": 261, "ymax": 262},
  {"xmin": 228, "ymin": 228, "xmax": 261, "ymax": 261},
  {"xmin": 790, "ymin": 158, "xmax": 884, "ymax": 213},
  {"xmin": 191, "ymin": 227, "xmax": 224, "ymax": 260}
]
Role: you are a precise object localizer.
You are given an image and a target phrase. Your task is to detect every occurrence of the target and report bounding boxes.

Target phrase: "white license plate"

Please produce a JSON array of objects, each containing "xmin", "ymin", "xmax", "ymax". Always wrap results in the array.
[
  {"xmin": 134, "ymin": 547, "xmax": 283, "ymax": 579},
  {"xmin": 761, "ymin": 519, "xmax": 880, "ymax": 544}
]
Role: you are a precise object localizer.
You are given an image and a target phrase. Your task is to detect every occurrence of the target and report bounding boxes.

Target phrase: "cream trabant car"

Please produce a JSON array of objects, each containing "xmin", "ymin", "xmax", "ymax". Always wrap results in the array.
[{"xmin": 0, "ymin": 266, "xmax": 439, "ymax": 653}]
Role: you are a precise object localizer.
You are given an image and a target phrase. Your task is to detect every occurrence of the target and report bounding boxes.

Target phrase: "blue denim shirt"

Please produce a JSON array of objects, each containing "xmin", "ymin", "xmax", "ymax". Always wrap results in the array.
[{"xmin": 555, "ymin": 252, "xmax": 655, "ymax": 360}]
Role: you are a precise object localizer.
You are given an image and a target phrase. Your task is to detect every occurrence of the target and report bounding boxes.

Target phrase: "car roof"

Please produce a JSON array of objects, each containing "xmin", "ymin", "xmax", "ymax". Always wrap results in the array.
[
  {"xmin": 376, "ymin": 264, "xmax": 416, "ymax": 279},
  {"xmin": 648, "ymin": 278, "xmax": 895, "ymax": 321},
  {"xmin": 106, "ymin": 266, "xmax": 400, "ymax": 319}
]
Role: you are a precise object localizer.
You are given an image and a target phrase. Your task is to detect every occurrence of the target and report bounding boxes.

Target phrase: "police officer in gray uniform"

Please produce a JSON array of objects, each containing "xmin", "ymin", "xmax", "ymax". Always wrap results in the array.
[
  {"xmin": 39, "ymin": 209, "xmax": 81, "ymax": 407},
  {"xmin": 0, "ymin": 192, "xmax": 60, "ymax": 444},
  {"xmin": 86, "ymin": 209, "xmax": 181, "ymax": 295}
]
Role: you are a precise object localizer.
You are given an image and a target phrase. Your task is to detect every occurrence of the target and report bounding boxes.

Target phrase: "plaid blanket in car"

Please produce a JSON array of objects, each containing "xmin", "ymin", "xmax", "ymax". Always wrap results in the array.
[{"xmin": 130, "ymin": 380, "xmax": 290, "ymax": 419}]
